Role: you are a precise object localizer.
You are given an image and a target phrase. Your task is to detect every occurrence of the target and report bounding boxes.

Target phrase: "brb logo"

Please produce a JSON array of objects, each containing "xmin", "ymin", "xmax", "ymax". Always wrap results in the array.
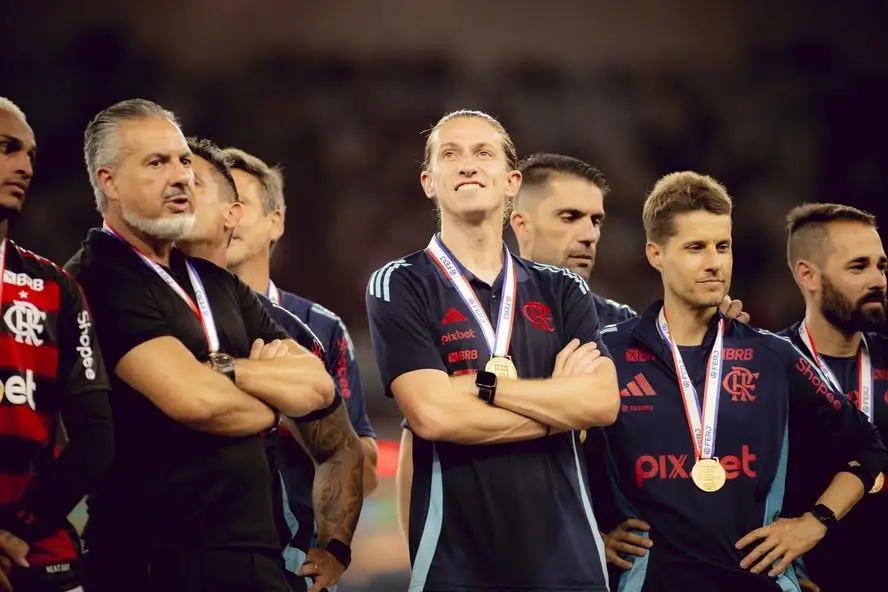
[
  {"xmin": 634, "ymin": 445, "xmax": 757, "ymax": 489},
  {"xmin": 76, "ymin": 311, "xmax": 97, "ymax": 380},
  {"xmin": 441, "ymin": 329, "xmax": 476, "ymax": 345},
  {"xmin": 0, "ymin": 370, "xmax": 37, "ymax": 410}
]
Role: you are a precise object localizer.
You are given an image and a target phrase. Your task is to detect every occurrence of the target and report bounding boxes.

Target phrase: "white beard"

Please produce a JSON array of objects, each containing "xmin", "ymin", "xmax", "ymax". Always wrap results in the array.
[{"xmin": 122, "ymin": 204, "xmax": 195, "ymax": 240}]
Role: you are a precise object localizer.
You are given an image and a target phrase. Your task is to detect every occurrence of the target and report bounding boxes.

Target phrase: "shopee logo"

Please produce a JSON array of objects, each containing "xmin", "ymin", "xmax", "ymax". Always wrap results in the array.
[
  {"xmin": 634, "ymin": 445, "xmax": 757, "ymax": 489},
  {"xmin": 440, "ymin": 329, "xmax": 476, "ymax": 345},
  {"xmin": 795, "ymin": 358, "xmax": 842, "ymax": 410}
]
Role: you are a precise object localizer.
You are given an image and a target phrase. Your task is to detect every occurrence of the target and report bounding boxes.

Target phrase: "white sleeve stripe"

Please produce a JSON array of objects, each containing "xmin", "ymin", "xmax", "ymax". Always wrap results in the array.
[
  {"xmin": 531, "ymin": 262, "xmax": 589, "ymax": 294},
  {"xmin": 368, "ymin": 260, "xmax": 409, "ymax": 302}
]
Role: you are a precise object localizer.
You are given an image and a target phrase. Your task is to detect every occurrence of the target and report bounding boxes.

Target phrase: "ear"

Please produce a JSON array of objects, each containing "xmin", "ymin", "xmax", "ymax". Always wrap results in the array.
[
  {"xmin": 504, "ymin": 170, "xmax": 523, "ymax": 199},
  {"xmin": 420, "ymin": 170, "xmax": 435, "ymax": 200},
  {"xmin": 794, "ymin": 259, "xmax": 819, "ymax": 292},
  {"xmin": 510, "ymin": 209, "xmax": 530, "ymax": 240},
  {"xmin": 645, "ymin": 241, "xmax": 664, "ymax": 272},
  {"xmin": 268, "ymin": 209, "xmax": 284, "ymax": 243},
  {"xmin": 225, "ymin": 201, "xmax": 243, "ymax": 232},
  {"xmin": 96, "ymin": 167, "xmax": 118, "ymax": 204}
]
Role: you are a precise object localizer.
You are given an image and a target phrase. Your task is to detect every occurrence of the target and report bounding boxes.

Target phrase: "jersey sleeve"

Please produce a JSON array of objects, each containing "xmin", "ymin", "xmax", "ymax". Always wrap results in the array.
[
  {"xmin": 57, "ymin": 273, "xmax": 111, "ymax": 395},
  {"xmin": 561, "ymin": 272, "xmax": 612, "ymax": 360},
  {"xmin": 366, "ymin": 264, "xmax": 445, "ymax": 398},
  {"xmin": 779, "ymin": 337, "xmax": 888, "ymax": 487},
  {"xmin": 323, "ymin": 314, "xmax": 375, "ymax": 438},
  {"xmin": 72, "ymin": 261, "xmax": 175, "ymax": 371}
]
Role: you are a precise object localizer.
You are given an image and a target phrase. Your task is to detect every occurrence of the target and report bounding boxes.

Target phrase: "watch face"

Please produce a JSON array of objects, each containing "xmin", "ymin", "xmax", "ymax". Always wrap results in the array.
[
  {"xmin": 476, "ymin": 371, "xmax": 496, "ymax": 389},
  {"xmin": 209, "ymin": 352, "xmax": 235, "ymax": 370}
]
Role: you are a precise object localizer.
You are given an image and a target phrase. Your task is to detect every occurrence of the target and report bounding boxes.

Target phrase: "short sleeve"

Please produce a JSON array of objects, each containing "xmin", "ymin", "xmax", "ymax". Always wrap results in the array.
[
  {"xmin": 560, "ymin": 272, "xmax": 612, "ymax": 360},
  {"xmin": 72, "ymin": 262, "xmax": 175, "ymax": 371},
  {"xmin": 57, "ymin": 274, "xmax": 110, "ymax": 395},
  {"xmin": 366, "ymin": 264, "xmax": 446, "ymax": 397},
  {"xmin": 327, "ymin": 319, "xmax": 375, "ymax": 438}
]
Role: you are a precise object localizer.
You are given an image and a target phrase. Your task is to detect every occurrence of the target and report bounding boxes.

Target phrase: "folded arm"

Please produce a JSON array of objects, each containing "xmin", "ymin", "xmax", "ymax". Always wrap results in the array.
[
  {"xmin": 393, "ymin": 369, "xmax": 549, "ymax": 444},
  {"xmin": 235, "ymin": 339, "xmax": 335, "ymax": 418},
  {"xmin": 116, "ymin": 336, "xmax": 276, "ymax": 436}
]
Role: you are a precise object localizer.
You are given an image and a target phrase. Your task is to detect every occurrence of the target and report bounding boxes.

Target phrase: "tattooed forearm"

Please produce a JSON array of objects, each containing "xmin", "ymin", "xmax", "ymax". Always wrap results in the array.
[{"xmin": 295, "ymin": 404, "xmax": 364, "ymax": 544}]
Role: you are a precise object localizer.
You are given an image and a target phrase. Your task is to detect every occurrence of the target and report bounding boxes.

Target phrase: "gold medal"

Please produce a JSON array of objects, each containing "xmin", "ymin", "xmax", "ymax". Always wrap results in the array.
[
  {"xmin": 871, "ymin": 472, "xmax": 884, "ymax": 494},
  {"xmin": 485, "ymin": 356, "xmax": 518, "ymax": 378},
  {"xmin": 691, "ymin": 458, "xmax": 727, "ymax": 493},
  {"xmin": 578, "ymin": 430, "xmax": 587, "ymax": 444}
]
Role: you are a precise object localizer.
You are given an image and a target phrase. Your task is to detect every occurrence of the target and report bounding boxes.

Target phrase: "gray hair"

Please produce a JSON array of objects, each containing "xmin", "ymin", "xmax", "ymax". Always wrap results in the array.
[
  {"xmin": 0, "ymin": 97, "xmax": 27, "ymax": 122},
  {"xmin": 222, "ymin": 147, "xmax": 286, "ymax": 215},
  {"xmin": 83, "ymin": 99, "xmax": 181, "ymax": 213}
]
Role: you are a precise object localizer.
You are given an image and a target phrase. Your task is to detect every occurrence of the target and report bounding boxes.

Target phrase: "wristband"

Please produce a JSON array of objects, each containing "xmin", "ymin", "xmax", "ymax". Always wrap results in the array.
[
  {"xmin": 323, "ymin": 538, "xmax": 352, "ymax": 569},
  {"xmin": 838, "ymin": 464, "xmax": 875, "ymax": 493}
]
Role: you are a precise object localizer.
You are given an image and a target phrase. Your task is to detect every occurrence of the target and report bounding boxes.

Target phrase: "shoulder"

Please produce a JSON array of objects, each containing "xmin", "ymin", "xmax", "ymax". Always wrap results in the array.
[
  {"xmin": 366, "ymin": 250, "xmax": 429, "ymax": 303},
  {"xmin": 865, "ymin": 331, "xmax": 888, "ymax": 355},
  {"xmin": 8, "ymin": 241, "xmax": 80, "ymax": 292},
  {"xmin": 185, "ymin": 253, "xmax": 238, "ymax": 285},
  {"xmin": 599, "ymin": 316, "xmax": 640, "ymax": 349},
  {"xmin": 590, "ymin": 292, "xmax": 637, "ymax": 325},
  {"xmin": 520, "ymin": 258, "xmax": 590, "ymax": 295},
  {"xmin": 728, "ymin": 320, "xmax": 801, "ymax": 360}
]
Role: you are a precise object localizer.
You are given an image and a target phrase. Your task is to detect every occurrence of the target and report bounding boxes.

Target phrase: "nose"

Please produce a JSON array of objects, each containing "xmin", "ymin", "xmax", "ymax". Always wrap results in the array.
[
  {"xmin": 171, "ymin": 160, "xmax": 195, "ymax": 192},
  {"xmin": 13, "ymin": 152, "xmax": 33, "ymax": 180},
  {"xmin": 576, "ymin": 218, "xmax": 600, "ymax": 247},
  {"xmin": 457, "ymin": 155, "xmax": 478, "ymax": 176},
  {"xmin": 870, "ymin": 266, "xmax": 887, "ymax": 292}
]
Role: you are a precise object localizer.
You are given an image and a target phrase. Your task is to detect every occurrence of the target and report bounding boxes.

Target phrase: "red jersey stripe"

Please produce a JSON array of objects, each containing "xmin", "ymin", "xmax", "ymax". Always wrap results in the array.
[
  {"xmin": 0, "ymin": 335, "xmax": 59, "ymax": 379},
  {"xmin": 0, "ymin": 404, "xmax": 51, "ymax": 447},
  {"xmin": 1, "ymin": 274, "xmax": 61, "ymax": 313}
]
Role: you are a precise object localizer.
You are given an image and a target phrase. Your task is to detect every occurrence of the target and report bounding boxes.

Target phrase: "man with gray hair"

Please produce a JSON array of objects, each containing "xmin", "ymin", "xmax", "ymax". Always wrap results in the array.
[
  {"xmin": 65, "ymin": 98, "xmax": 335, "ymax": 592},
  {"xmin": 224, "ymin": 147, "xmax": 377, "ymax": 589},
  {"xmin": 0, "ymin": 97, "xmax": 114, "ymax": 592}
]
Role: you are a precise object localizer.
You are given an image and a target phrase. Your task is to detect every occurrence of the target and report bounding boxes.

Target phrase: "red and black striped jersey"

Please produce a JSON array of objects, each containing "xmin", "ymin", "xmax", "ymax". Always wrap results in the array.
[{"xmin": 0, "ymin": 239, "xmax": 111, "ymax": 566}]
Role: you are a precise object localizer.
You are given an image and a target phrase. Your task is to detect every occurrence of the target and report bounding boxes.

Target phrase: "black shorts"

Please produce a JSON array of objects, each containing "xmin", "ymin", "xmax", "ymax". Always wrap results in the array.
[
  {"xmin": 9, "ymin": 561, "xmax": 82, "ymax": 592},
  {"xmin": 84, "ymin": 545, "xmax": 292, "ymax": 592}
]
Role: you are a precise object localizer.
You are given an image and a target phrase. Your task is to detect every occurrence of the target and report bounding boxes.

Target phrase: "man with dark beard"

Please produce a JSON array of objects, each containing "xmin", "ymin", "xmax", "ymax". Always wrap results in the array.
[{"xmin": 780, "ymin": 202, "xmax": 888, "ymax": 592}]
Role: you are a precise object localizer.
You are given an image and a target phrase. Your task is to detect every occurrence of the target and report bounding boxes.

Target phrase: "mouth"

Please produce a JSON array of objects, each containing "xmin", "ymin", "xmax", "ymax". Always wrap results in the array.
[
  {"xmin": 166, "ymin": 195, "xmax": 191, "ymax": 212},
  {"xmin": 698, "ymin": 279, "xmax": 725, "ymax": 286},
  {"xmin": 2, "ymin": 180, "xmax": 29, "ymax": 199},
  {"xmin": 568, "ymin": 255, "xmax": 593, "ymax": 266},
  {"xmin": 455, "ymin": 182, "xmax": 484, "ymax": 192}
]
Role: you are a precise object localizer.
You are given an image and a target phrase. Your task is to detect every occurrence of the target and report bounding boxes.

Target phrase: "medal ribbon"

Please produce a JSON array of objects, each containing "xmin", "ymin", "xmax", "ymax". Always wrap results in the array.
[
  {"xmin": 267, "ymin": 280, "xmax": 281, "ymax": 305},
  {"xmin": 657, "ymin": 307, "xmax": 726, "ymax": 461},
  {"xmin": 426, "ymin": 235, "xmax": 516, "ymax": 357},
  {"xmin": 0, "ymin": 239, "xmax": 8, "ymax": 305},
  {"xmin": 798, "ymin": 322, "xmax": 873, "ymax": 422},
  {"xmin": 102, "ymin": 223, "xmax": 220, "ymax": 352}
]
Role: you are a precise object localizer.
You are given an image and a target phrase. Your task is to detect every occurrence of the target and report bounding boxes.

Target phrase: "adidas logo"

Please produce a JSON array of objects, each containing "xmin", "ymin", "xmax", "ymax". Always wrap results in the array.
[
  {"xmin": 620, "ymin": 373, "xmax": 656, "ymax": 397},
  {"xmin": 441, "ymin": 307, "xmax": 468, "ymax": 325}
]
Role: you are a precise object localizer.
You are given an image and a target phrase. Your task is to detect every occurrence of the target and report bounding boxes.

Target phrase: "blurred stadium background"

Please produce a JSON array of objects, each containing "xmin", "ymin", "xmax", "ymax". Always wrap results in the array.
[{"xmin": 5, "ymin": 1, "xmax": 887, "ymax": 588}]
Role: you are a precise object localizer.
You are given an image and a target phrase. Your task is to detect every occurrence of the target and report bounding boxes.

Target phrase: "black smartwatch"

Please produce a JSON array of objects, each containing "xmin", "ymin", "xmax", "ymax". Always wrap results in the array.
[
  {"xmin": 323, "ymin": 538, "xmax": 352, "ymax": 569},
  {"xmin": 208, "ymin": 352, "xmax": 236, "ymax": 383},
  {"xmin": 476, "ymin": 370, "xmax": 498, "ymax": 405},
  {"xmin": 809, "ymin": 503, "xmax": 838, "ymax": 529}
]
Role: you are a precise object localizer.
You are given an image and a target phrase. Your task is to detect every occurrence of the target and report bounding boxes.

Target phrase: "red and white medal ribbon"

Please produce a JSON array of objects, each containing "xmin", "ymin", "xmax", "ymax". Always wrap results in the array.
[
  {"xmin": 799, "ymin": 322, "xmax": 873, "ymax": 422},
  {"xmin": 657, "ymin": 307, "xmax": 726, "ymax": 461},
  {"xmin": 425, "ymin": 235, "xmax": 516, "ymax": 358},
  {"xmin": 102, "ymin": 223, "xmax": 220, "ymax": 353}
]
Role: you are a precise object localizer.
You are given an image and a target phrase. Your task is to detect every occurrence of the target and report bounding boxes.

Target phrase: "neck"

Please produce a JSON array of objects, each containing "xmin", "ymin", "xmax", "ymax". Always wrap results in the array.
[
  {"xmin": 230, "ymin": 254, "xmax": 271, "ymax": 295},
  {"xmin": 178, "ymin": 239, "xmax": 227, "ymax": 267},
  {"xmin": 104, "ymin": 211, "xmax": 174, "ymax": 266},
  {"xmin": 662, "ymin": 291, "xmax": 717, "ymax": 346},
  {"xmin": 439, "ymin": 213, "xmax": 504, "ymax": 284},
  {"xmin": 803, "ymin": 306, "xmax": 862, "ymax": 358}
]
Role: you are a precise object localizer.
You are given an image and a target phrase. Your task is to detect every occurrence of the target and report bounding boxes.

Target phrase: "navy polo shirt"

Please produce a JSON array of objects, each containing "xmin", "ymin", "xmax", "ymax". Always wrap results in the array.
[
  {"xmin": 780, "ymin": 322, "xmax": 888, "ymax": 592},
  {"xmin": 366, "ymin": 238, "xmax": 612, "ymax": 592},
  {"xmin": 599, "ymin": 302, "xmax": 886, "ymax": 592}
]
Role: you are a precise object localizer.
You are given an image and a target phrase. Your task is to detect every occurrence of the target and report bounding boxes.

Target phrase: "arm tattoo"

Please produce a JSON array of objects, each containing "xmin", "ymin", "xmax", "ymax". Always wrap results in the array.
[{"xmin": 295, "ymin": 404, "xmax": 364, "ymax": 545}]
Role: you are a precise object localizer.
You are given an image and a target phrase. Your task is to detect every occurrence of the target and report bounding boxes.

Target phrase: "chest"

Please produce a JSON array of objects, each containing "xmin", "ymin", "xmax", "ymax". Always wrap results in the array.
[
  {"xmin": 147, "ymin": 268, "xmax": 252, "ymax": 359},
  {"xmin": 608, "ymin": 343, "xmax": 788, "ymax": 488},
  {"xmin": 429, "ymin": 282, "xmax": 567, "ymax": 379},
  {"xmin": 822, "ymin": 355, "xmax": 888, "ymax": 431}
]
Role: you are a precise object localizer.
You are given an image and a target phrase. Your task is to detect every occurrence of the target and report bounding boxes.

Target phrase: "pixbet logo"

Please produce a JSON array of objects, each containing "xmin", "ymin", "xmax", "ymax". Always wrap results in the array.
[
  {"xmin": 0, "ymin": 370, "xmax": 37, "ymax": 411},
  {"xmin": 634, "ymin": 445, "xmax": 757, "ymax": 489},
  {"xmin": 76, "ymin": 311, "xmax": 97, "ymax": 380},
  {"xmin": 440, "ymin": 328, "xmax": 476, "ymax": 345}
]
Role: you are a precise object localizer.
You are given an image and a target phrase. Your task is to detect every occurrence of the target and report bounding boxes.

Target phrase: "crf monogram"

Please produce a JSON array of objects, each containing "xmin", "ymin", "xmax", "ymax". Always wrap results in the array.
[
  {"xmin": 4, "ymin": 301, "xmax": 47, "ymax": 346},
  {"xmin": 722, "ymin": 367, "xmax": 759, "ymax": 402}
]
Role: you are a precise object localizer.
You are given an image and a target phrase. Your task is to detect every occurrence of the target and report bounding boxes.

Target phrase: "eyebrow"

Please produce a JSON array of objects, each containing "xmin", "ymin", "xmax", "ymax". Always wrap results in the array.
[
  {"xmin": 0, "ymin": 134, "xmax": 37, "ymax": 153},
  {"xmin": 438, "ymin": 142, "xmax": 496, "ymax": 152}
]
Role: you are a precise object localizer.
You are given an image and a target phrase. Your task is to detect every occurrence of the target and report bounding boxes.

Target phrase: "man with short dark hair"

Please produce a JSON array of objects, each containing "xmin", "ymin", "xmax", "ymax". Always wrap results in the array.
[
  {"xmin": 179, "ymin": 136, "xmax": 364, "ymax": 592},
  {"xmin": 779, "ymin": 202, "xmax": 888, "ymax": 592},
  {"xmin": 0, "ymin": 97, "xmax": 114, "ymax": 592},
  {"xmin": 598, "ymin": 172, "xmax": 886, "ymax": 592},
  {"xmin": 66, "ymin": 98, "xmax": 335, "ymax": 592}
]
